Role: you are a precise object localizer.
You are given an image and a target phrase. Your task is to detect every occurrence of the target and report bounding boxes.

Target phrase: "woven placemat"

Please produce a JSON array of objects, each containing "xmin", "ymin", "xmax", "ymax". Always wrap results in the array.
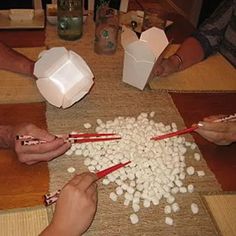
[
  {"xmin": 0, "ymin": 47, "xmax": 45, "ymax": 104},
  {"xmin": 45, "ymin": 15, "xmax": 222, "ymax": 235},
  {"xmin": 46, "ymin": 94, "xmax": 221, "ymax": 235},
  {"xmin": 0, "ymin": 205, "xmax": 53, "ymax": 236}
]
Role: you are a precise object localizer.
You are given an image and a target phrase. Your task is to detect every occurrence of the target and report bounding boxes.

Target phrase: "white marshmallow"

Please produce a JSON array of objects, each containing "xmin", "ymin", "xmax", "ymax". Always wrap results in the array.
[
  {"xmin": 191, "ymin": 203, "xmax": 199, "ymax": 214},
  {"xmin": 130, "ymin": 213, "xmax": 139, "ymax": 224}
]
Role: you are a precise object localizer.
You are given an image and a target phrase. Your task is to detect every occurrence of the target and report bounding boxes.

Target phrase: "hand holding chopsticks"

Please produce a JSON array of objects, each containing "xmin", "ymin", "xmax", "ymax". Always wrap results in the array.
[
  {"xmin": 11, "ymin": 123, "xmax": 71, "ymax": 165},
  {"xmin": 44, "ymin": 161, "xmax": 131, "ymax": 206},
  {"xmin": 42, "ymin": 172, "xmax": 98, "ymax": 236},
  {"xmin": 151, "ymin": 113, "xmax": 236, "ymax": 142},
  {"xmin": 195, "ymin": 113, "xmax": 236, "ymax": 145}
]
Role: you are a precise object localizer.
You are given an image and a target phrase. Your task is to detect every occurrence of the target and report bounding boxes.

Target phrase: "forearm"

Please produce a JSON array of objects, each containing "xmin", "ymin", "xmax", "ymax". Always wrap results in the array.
[
  {"xmin": 41, "ymin": 223, "xmax": 82, "ymax": 236},
  {"xmin": 0, "ymin": 42, "xmax": 34, "ymax": 76},
  {"xmin": 172, "ymin": 37, "xmax": 205, "ymax": 71},
  {"xmin": 0, "ymin": 125, "xmax": 14, "ymax": 149},
  {"xmin": 40, "ymin": 225, "xmax": 65, "ymax": 236}
]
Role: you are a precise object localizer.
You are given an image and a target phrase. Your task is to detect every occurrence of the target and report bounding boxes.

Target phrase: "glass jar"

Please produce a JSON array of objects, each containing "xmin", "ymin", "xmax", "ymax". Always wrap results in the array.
[
  {"xmin": 57, "ymin": 0, "xmax": 83, "ymax": 40},
  {"xmin": 94, "ymin": 3, "xmax": 119, "ymax": 55}
]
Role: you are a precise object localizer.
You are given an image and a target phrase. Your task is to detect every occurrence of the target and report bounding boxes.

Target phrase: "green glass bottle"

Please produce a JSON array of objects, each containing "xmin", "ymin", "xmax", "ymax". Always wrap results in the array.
[{"xmin": 57, "ymin": 0, "xmax": 83, "ymax": 41}]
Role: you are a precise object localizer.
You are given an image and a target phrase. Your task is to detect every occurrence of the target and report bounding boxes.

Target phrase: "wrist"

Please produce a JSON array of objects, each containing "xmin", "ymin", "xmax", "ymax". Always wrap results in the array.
[
  {"xmin": 41, "ymin": 222, "xmax": 82, "ymax": 236},
  {"xmin": 0, "ymin": 125, "xmax": 14, "ymax": 149},
  {"xmin": 40, "ymin": 224, "xmax": 65, "ymax": 236}
]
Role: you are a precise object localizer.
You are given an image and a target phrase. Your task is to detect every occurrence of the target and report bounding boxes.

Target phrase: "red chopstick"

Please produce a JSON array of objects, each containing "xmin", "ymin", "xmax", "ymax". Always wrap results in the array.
[
  {"xmin": 44, "ymin": 161, "xmax": 131, "ymax": 206},
  {"xmin": 151, "ymin": 126, "xmax": 198, "ymax": 141},
  {"xmin": 96, "ymin": 161, "xmax": 131, "ymax": 179},
  {"xmin": 70, "ymin": 137, "xmax": 121, "ymax": 144},
  {"xmin": 68, "ymin": 133, "xmax": 117, "ymax": 138}
]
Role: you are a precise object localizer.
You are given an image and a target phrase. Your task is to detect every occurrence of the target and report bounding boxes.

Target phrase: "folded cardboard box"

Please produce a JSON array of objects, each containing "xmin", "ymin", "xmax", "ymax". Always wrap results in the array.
[
  {"xmin": 34, "ymin": 47, "xmax": 94, "ymax": 108},
  {"xmin": 121, "ymin": 26, "xmax": 169, "ymax": 90}
]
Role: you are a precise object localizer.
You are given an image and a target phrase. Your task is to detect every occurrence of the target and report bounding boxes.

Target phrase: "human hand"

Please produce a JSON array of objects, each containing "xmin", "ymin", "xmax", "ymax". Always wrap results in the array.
[
  {"xmin": 154, "ymin": 37, "xmax": 205, "ymax": 77},
  {"xmin": 195, "ymin": 115, "xmax": 236, "ymax": 145},
  {"xmin": 42, "ymin": 172, "xmax": 98, "ymax": 236},
  {"xmin": 154, "ymin": 54, "xmax": 182, "ymax": 77},
  {"xmin": 11, "ymin": 123, "xmax": 71, "ymax": 164}
]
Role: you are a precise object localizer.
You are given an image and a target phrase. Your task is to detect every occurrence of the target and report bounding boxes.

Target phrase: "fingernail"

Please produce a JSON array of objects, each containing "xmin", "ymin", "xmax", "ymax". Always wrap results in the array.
[{"xmin": 197, "ymin": 122, "xmax": 204, "ymax": 127}]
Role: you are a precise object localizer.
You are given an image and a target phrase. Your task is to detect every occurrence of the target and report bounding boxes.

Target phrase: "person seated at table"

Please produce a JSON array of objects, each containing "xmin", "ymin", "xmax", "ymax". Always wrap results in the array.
[
  {"xmin": 0, "ymin": 123, "xmax": 71, "ymax": 164},
  {"xmin": 154, "ymin": 0, "xmax": 236, "ymax": 77},
  {"xmin": 196, "ymin": 115, "xmax": 236, "ymax": 146},
  {"xmin": 41, "ymin": 171, "xmax": 98, "ymax": 236}
]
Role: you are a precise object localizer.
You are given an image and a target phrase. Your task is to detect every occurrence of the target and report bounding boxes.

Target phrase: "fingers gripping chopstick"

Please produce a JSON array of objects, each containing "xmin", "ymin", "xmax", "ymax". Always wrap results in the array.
[
  {"xmin": 151, "ymin": 113, "xmax": 236, "ymax": 141},
  {"xmin": 44, "ymin": 161, "xmax": 131, "ymax": 206}
]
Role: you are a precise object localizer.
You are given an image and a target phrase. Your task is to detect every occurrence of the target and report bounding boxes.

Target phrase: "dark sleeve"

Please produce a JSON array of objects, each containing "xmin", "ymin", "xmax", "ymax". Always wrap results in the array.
[{"xmin": 191, "ymin": 0, "xmax": 234, "ymax": 58}]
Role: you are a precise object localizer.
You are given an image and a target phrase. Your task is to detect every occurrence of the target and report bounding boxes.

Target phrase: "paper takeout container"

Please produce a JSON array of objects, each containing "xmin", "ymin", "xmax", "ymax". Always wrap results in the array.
[
  {"xmin": 34, "ymin": 47, "xmax": 94, "ymax": 108},
  {"xmin": 121, "ymin": 26, "xmax": 169, "ymax": 90}
]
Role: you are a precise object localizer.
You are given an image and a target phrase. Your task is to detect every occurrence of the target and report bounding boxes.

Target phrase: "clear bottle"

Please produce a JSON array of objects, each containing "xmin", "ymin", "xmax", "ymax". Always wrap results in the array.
[{"xmin": 57, "ymin": 0, "xmax": 83, "ymax": 41}]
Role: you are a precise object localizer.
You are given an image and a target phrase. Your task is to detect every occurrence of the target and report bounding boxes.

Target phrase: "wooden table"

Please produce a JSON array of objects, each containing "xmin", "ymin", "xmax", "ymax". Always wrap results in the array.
[{"xmin": 0, "ymin": 1, "xmax": 235, "ymax": 231}]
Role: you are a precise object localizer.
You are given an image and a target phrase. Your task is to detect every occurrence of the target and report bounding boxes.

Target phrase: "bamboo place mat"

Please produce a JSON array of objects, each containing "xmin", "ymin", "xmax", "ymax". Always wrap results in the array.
[
  {"xmin": 45, "ymin": 15, "xmax": 222, "ymax": 235},
  {"xmin": 0, "ymin": 205, "xmax": 52, "ymax": 236},
  {"xmin": 149, "ymin": 45, "xmax": 236, "ymax": 92},
  {"xmin": 202, "ymin": 193, "xmax": 236, "ymax": 236},
  {"xmin": 0, "ymin": 47, "xmax": 45, "ymax": 104}
]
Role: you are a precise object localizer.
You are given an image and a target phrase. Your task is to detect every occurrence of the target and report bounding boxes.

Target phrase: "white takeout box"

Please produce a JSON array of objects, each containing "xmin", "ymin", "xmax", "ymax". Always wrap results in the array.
[
  {"xmin": 121, "ymin": 26, "xmax": 169, "ymax": 90},
  {"xmin": 34, "ymin": 47, "xmax": 94, "ymax": 108}
]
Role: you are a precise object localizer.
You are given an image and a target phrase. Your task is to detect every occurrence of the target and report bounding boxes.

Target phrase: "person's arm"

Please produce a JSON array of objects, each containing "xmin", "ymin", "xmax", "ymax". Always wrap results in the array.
[
  {"xmin": 154, "ymin": 37, "xmax": 205, "ymax": 76},
  {"xmin": 41, "ymin": 172, "xmax": 98, "ymax": 236},
  {"xmin": 0, "ymin": 42, "xmax": 35, "ymax": 76},
  {"xmin": 0, "ymin": 123, "xmax": 71, "ymax": 164},
  {"xmin": 195, "ymin": 115, "xmax": 236, "ymax": 145},
  {"xmin": 154, "ymin": 0, "xmax": 234, "ymax": 77}
]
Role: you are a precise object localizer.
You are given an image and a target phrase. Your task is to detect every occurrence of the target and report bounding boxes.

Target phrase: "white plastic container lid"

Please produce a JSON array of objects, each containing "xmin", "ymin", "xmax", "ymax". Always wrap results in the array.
[{"xmin": 34, "ymin": 47, "xmax": 94, "ymax": 108}]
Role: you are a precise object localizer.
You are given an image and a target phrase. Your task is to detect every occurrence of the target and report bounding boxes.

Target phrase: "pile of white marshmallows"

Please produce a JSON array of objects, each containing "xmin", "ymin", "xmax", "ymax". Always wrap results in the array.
[{"xmin": 66, "ymin": 112, "xmax": 204, "ymax": 225}]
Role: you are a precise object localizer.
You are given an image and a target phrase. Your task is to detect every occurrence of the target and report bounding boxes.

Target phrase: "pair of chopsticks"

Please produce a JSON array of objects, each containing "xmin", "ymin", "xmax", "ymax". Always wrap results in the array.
[
  {"xmin": 44, "ymin": 161, "xmax": 131, "ymax": 206},
  {"xmin": 151, "ymin": 126, "xmax": 198, "ymax": 141},
  {"xmin": 16, "ymin": 132, "xmax": 121, "ymax": 146},
  {"xmin": 151, "ymin": 113, "xmax": 236, "ymax": 141}
]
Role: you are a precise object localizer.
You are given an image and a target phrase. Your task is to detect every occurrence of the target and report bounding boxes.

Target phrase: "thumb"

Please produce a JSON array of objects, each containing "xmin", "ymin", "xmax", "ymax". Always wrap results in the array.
[{"xmin": 154, "ymin": 64, "xmax": 164, "ymax": 76}]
